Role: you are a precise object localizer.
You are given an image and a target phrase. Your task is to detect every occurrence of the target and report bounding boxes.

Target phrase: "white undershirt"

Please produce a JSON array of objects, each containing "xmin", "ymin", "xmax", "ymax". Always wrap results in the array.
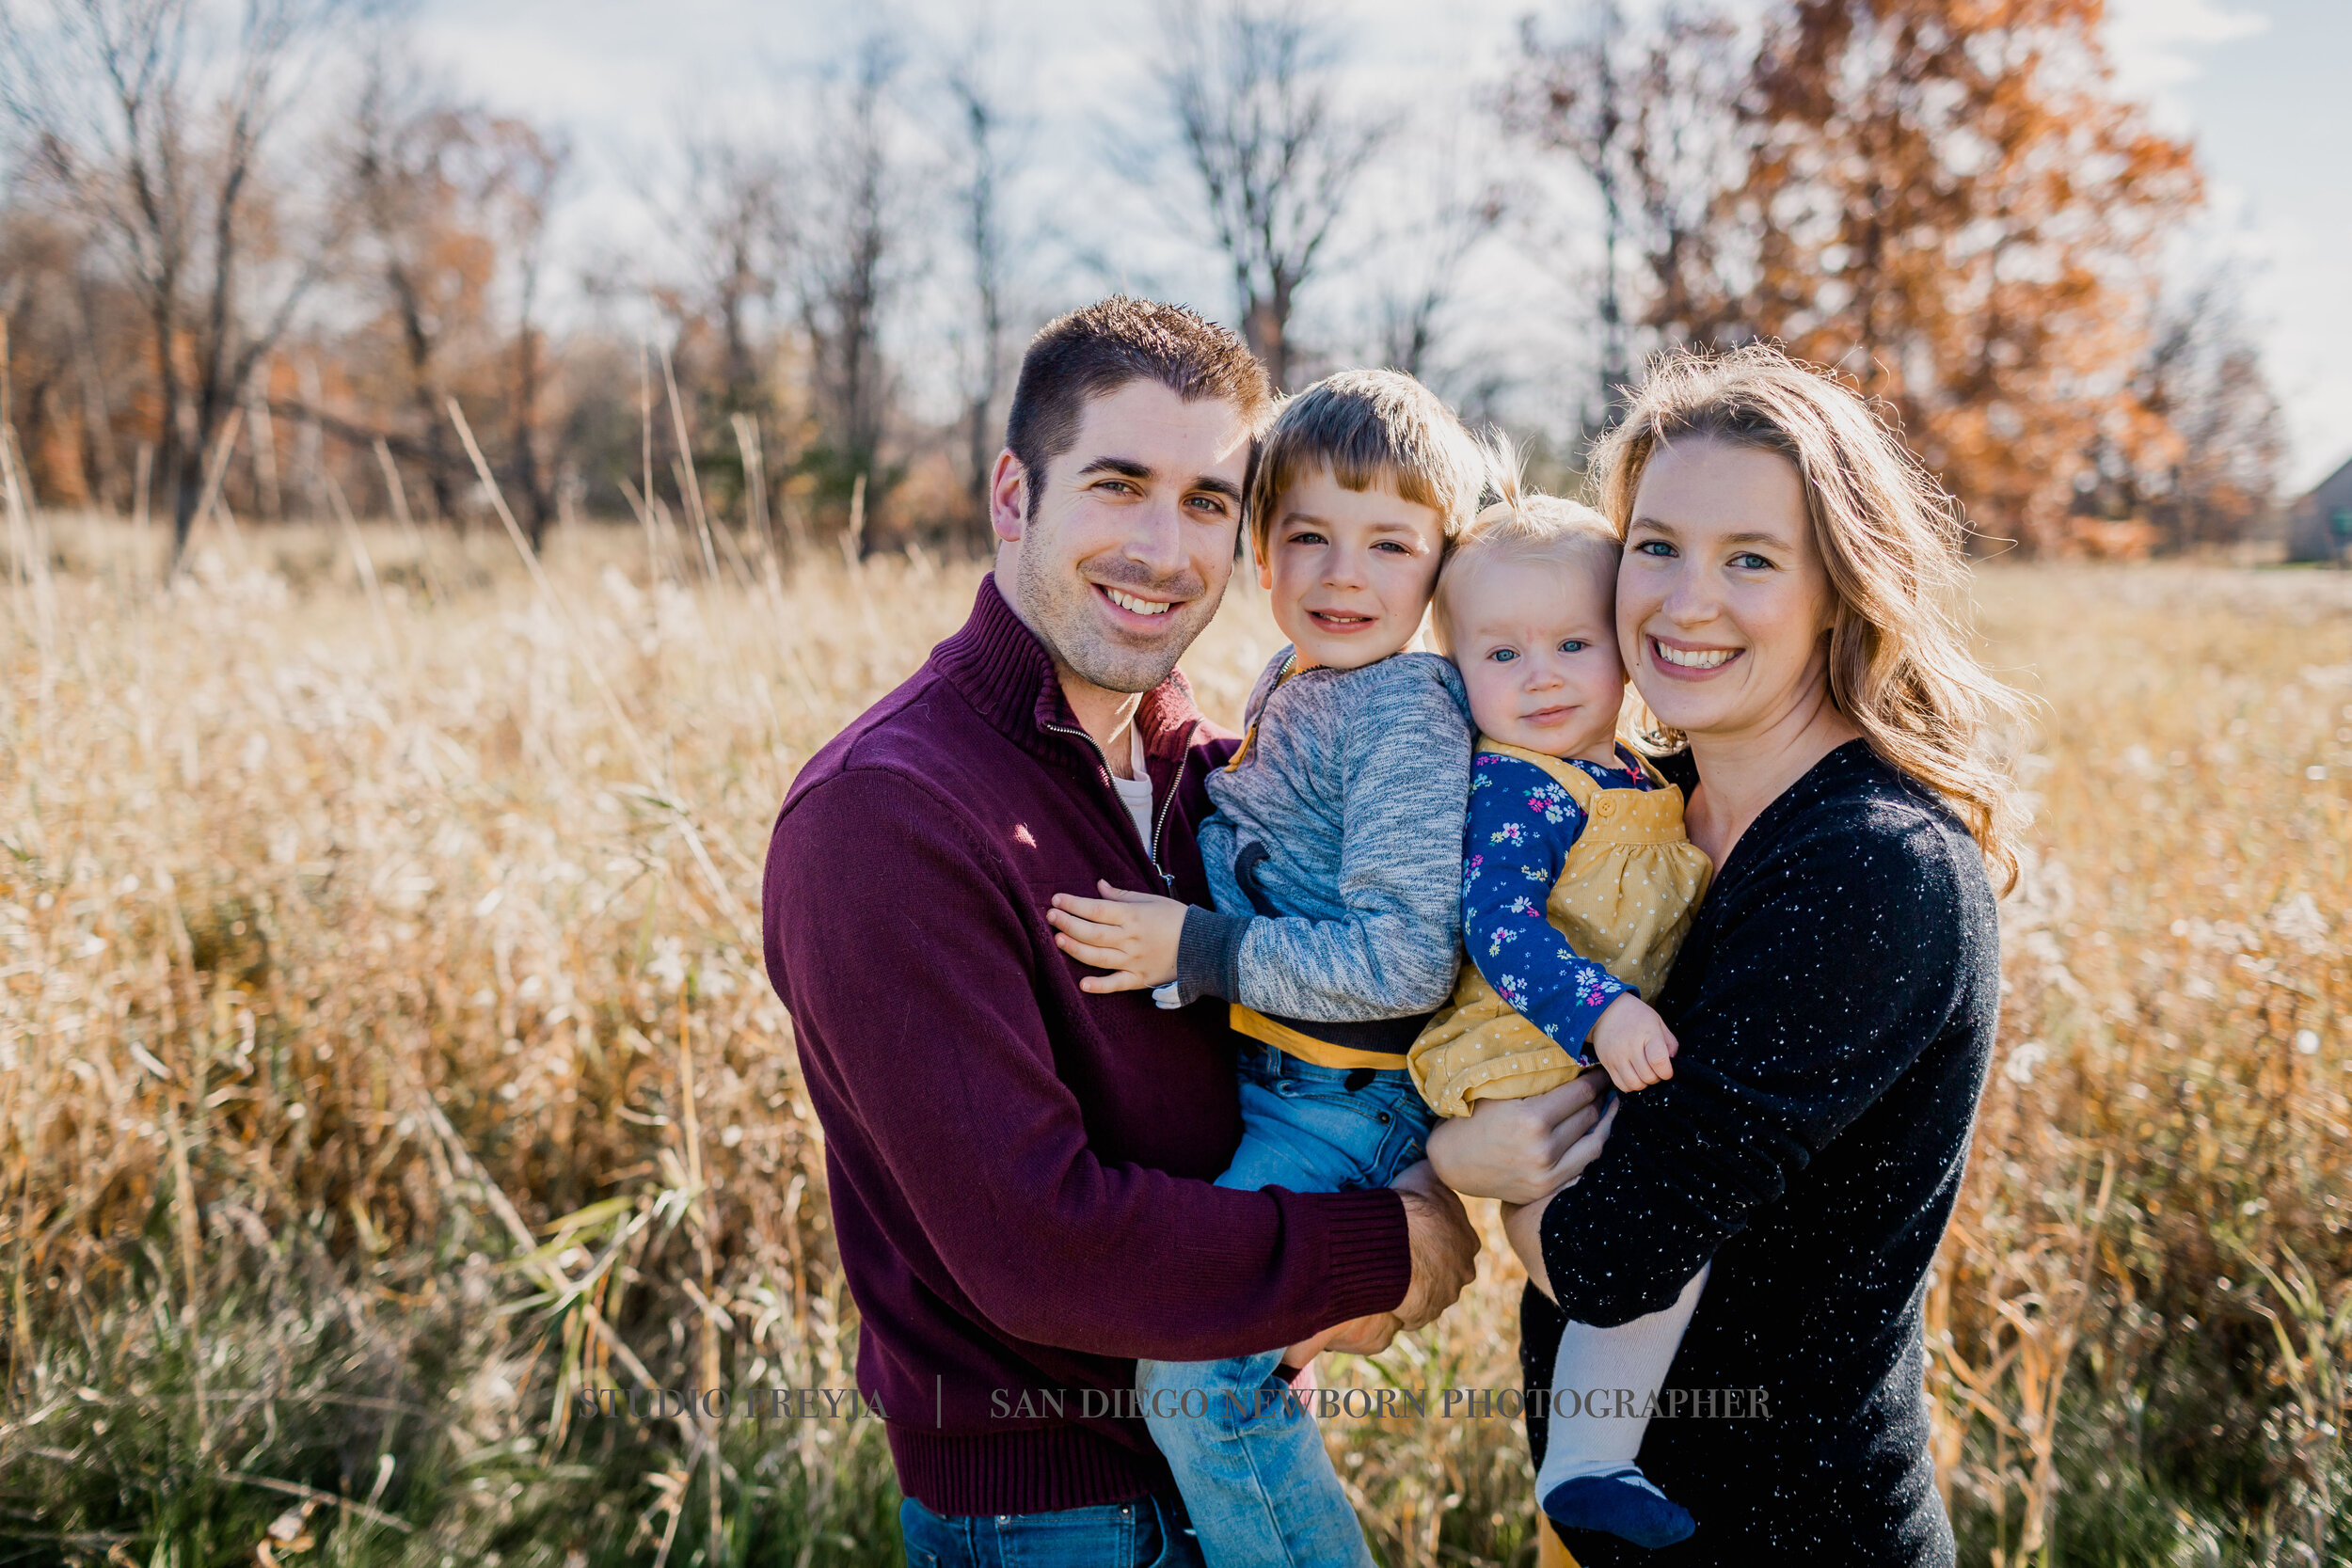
[{"xmin": 1109, "ymin": 724, "xmax": 1156, "ymax": 848}]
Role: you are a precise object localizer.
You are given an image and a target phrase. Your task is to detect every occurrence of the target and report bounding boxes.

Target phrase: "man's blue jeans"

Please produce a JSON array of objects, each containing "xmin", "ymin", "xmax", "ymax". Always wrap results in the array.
[
  {"xmin": 898, "ymin": 1492, "xmax": 1203, "ymax": 1567},
  {"xmin": 1136, "ymin": 1044, "xmax": 1438, "ymax": 1568}
]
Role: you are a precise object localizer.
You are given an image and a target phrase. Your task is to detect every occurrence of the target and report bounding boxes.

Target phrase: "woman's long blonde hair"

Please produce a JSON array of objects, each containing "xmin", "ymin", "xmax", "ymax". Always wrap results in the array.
[{"xmin": 1587, "ymin": 343, "xmax": 2028, "ymax": 892}]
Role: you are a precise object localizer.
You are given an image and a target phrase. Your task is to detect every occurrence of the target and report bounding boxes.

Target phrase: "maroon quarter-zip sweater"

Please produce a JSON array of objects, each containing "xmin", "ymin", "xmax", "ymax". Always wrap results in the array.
[{"xmin": 761, "ymin": 575, "xmax": 1412, "ymax": 1517}]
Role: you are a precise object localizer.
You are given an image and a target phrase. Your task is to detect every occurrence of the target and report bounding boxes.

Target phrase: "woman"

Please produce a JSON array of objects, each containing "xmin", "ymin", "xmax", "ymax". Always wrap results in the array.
[{"xmin": 1426, "ymin": 343, "xmax": 2023, "ymax": 1563}]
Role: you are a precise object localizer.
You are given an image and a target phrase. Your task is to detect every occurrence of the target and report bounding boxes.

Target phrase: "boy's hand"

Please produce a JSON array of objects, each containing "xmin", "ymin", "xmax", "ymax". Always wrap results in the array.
[
  {"xmin": 1588, "ymin": 992, "xmax": 1678, "ymax": 1092},
  {"xmin": 1046, "ymin": 881, "xmax": 1188, "ymax": 992}
]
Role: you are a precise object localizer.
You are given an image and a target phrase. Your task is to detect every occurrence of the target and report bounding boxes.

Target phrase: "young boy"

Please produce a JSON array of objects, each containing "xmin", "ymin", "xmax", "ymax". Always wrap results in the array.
[{"xmin": 1044, "ymin": 368, "xmax": 1488, "ymax": 1568}]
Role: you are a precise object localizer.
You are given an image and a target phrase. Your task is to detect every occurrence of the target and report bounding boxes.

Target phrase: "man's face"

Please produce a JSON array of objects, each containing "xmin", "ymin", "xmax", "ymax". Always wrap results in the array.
[{"xmin": 991, "ymin": 378, "xmax": 1253, "ymax": 698}]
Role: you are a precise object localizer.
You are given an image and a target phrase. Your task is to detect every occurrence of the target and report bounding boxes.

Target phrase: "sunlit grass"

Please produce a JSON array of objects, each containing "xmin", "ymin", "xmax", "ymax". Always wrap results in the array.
[{"xmin": 2, "ymin": 512, "xmax": 2346, "ymax": 1565}]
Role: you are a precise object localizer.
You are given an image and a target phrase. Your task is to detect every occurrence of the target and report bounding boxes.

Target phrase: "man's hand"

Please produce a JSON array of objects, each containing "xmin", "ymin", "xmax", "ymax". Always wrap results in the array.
[
  {"xmin": 1046, "ymin": 881, "xmax": 1188, "ymax": 992},
  {"xmin": 1281, "ymin": 1318, "xmax": 1365, "ymax": 1371},
  {"xmin": 1390, "ymin": 1160, "xmax": 1479, "ymax": 1331},
  {"xmin": 1423, "ymin": 1070, "xmax": 1615, "ymax": 1204},
  {"xmin": 1287, "ymin": 1164, "xmax": 1477, "ymax": 1362},
  {"xmin": 1589, "ymin": 992, "xmax": 1679, "ymax": 1091}
]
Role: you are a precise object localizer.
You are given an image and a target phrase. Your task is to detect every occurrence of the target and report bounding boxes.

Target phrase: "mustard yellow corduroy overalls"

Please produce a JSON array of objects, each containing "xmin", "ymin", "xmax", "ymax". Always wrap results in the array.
[{"xmin": 1407, "ymin": 739, "xmax": 1713, "ymax": 1119}]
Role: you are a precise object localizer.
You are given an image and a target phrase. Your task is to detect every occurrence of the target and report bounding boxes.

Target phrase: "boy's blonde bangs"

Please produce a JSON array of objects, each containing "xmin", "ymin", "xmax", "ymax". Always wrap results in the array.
[{"xmin": 1247, "ymin": 370, "xmax": 1489, "ymax": 556}]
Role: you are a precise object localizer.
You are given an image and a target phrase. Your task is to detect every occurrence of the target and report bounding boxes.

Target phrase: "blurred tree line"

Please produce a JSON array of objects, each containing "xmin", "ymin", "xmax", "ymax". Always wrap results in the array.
[{"xmin": 0, "ymin": 0, "xmax": 2287, "ymax": 565}]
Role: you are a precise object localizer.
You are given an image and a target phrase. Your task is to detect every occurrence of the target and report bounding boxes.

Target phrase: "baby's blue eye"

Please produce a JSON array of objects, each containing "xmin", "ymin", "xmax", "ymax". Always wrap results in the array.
[
  {"xmin": 1489, "ymin": 648, "xmax": 1518, "ymax": 663},
  {"xmin": 1560, "ymin": 639, "xmax": 1587, "ymax": 653}
]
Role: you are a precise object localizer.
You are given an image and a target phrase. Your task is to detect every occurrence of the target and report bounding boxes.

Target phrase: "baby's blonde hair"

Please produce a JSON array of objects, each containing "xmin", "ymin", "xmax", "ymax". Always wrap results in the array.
[{"xmin": 1430, "ymin": 437, "xmax": 1621, "ymax": 657}]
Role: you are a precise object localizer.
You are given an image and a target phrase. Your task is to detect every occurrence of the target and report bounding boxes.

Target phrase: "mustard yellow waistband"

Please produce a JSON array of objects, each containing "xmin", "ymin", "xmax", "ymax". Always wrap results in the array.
[{"xmin": 1230, "ymin": 1005, "xmax": 1413, "ymax": 1070}]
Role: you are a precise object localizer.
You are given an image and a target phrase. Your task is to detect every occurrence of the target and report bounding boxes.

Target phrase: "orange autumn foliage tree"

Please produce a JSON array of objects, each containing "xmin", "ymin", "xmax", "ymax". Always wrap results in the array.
[{"xmin": 1720, "ymin": 0, "xmax": 2201, "ymax": 553}]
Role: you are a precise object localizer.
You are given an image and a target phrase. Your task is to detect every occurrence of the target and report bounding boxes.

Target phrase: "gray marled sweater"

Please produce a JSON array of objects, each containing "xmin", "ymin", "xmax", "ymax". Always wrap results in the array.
[{"xmin": 1173, "ymin": 648, "xmax": 1473, "ymax": 1043}]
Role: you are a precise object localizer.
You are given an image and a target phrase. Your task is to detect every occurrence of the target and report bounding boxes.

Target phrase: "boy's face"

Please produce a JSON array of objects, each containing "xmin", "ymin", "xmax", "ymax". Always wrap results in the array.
[
  {"xmin": 1257, "ymin": 465, "xmax": 1448, "ymax": 672},
  {"xmin": 1448, "ymin": 550, "xmax": 1628, "ymax": 765}
]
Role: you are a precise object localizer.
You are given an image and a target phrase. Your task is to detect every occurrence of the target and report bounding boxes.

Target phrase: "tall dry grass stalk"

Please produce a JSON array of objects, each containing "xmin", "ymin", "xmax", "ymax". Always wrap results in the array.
[{"xmin": 0, "ymin": 512, "xmax": 2346, "ymax": 1565}]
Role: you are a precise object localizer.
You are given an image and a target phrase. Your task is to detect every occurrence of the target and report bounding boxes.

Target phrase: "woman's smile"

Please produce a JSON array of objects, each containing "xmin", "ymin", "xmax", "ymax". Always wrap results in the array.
[{"xmin": 1646, "ymin": 634, "xmax": 1745, "ymax": 678}]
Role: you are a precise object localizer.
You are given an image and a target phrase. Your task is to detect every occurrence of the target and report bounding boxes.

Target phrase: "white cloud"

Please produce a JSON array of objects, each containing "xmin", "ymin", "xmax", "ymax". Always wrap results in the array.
[{"xmin": 2105, "ymin": 0, "xmax": 2270, "ymax": 98}]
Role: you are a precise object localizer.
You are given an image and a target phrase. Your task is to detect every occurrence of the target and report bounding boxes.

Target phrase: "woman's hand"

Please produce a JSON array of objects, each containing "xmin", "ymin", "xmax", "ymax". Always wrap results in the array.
[
  {"xmin": 1423, "ymin": 1070, "xmax": 1617, "ymax": 1204},
  {"xmin": 1046, "ymin": 881, "xmax": 1188, "ymax": 991},
  {"xmin": 1496, "ymin": 1091, "xmax": 1623, "ymax": 1302}
]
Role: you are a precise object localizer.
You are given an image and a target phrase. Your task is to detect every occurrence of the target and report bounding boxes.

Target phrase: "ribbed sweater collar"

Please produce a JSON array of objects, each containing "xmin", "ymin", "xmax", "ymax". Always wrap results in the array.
[{"xmin": 932, "ymin": 573, "xmax": 1209, "ymax": 768}]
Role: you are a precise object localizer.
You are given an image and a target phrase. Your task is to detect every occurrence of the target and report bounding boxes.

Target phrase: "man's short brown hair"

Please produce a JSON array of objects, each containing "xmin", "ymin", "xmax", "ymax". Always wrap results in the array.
[
  {"xmin": 1005, "ymin": 296, "xmax": 1276, "ymax": 518},
  {"xmin": 1247, "ymin": 370, "xmax": 1489, "ymax": 557}
]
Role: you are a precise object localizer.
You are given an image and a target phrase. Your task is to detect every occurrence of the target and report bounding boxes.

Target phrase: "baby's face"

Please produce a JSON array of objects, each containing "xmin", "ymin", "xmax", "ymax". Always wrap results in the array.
[{"xmin": 1448, "ymin": 552, "xmax": 1629, "ymax": 763}]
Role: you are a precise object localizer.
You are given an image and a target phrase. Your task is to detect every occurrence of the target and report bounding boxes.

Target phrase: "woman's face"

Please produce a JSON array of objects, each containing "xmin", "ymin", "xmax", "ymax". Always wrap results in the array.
[{"xmin": 1617, "ymin": 436, "xmax": 1838, "ymax": 744}]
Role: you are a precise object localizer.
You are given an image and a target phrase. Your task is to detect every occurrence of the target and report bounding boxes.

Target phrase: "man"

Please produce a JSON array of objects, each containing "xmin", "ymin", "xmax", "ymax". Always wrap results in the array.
[{"xmin": 762, "ymin": 296, "xmax": 1482, "ymax": 1567}]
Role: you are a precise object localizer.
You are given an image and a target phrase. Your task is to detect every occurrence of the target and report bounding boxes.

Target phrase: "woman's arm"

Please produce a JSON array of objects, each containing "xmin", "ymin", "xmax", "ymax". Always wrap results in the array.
[
  {"xmin": 1526, "ymin": 807, "xmax": 1987, "ymax": 1326},
  {"xmin": 1424, "ymin": 1071, "xmax": 1616, "ymax": 1203}
]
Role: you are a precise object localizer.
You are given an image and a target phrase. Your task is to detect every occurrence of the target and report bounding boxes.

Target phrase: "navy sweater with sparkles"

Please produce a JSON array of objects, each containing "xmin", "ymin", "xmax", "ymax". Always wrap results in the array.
[{"xmin": 1526, "ymin": 739, "xmax": 1999, "ymax": 1565}]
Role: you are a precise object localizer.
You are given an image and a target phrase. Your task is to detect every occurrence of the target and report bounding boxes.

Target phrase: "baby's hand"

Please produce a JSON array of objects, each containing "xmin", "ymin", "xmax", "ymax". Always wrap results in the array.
[
  {"xmin": 1046, "ymin": 880, "xmax": 1188, "ymax": 993},
  {"xmin": 1587, "ymin": 992, "xmax": 1679, "ymax": 1092}
]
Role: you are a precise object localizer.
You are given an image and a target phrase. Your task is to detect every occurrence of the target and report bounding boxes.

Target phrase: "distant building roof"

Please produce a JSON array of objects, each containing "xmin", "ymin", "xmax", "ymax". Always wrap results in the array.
[{"xmin": 2287, "ymin": 455, "xmax": 2352, "ymax": 561}]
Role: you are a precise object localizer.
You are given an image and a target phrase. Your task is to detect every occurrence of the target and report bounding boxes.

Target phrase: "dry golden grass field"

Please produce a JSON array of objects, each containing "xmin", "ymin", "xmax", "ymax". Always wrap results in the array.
[{"xmin": 1, "ymin": 509, "xmax": 2347, "ymax": 1567}]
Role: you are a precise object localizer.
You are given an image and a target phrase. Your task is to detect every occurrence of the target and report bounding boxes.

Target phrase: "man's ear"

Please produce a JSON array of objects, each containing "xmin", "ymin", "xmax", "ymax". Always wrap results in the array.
[{"xmin": 989, "ymin": 449, "xmax": 1029, "ymax": 544}]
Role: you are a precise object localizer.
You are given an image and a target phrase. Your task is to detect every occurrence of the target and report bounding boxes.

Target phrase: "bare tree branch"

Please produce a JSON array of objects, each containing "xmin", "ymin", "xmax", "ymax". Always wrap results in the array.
[{"xmin": 1152, "ymin": 0, "xmax": 1386, "ymax": 389}]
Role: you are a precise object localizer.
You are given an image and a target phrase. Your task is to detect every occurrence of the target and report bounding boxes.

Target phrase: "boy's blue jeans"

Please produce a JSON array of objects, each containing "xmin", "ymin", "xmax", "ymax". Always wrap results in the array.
[
  {"xmin": 898, "ymin": 1492, "xmax": 1203, "ymax": 1568},
  {"xmin": 1136, "ymin": 1043, "xmax": 1438, "ymax": 1568}
]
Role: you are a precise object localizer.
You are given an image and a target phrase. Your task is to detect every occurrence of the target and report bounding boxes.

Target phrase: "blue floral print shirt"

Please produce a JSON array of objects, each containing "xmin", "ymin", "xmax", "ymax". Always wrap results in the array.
[{"xmin": 1460, "ymin": 746, "xmax": 1659, "ymax": 1061}]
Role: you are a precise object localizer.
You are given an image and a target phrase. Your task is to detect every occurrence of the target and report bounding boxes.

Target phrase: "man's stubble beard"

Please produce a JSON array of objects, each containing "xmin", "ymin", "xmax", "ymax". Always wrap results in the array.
[{"xmin": 1012, "ymin": 526, "xmax": 1226, "ymax": 697}]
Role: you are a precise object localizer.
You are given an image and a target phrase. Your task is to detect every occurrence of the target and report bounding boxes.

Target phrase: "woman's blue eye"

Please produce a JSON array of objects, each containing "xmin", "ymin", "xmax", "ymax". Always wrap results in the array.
[
  {"xmin": 1632, "ymin": 540, "xmax": 1675, "ymax": 557},
  {"xmin": 1731, "ymin": 551, "xmax": 1772, "ymax": 569},
  {"xmin": 1489, "ymin": 648, "xmax": 1518, "ymax": 663}
]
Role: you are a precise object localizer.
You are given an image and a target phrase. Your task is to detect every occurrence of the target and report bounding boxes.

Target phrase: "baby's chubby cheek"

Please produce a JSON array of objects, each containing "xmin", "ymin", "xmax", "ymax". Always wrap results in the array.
[{"xmin": 1460, "ymin": 666, "xmax": 1518, "ymax": 737}]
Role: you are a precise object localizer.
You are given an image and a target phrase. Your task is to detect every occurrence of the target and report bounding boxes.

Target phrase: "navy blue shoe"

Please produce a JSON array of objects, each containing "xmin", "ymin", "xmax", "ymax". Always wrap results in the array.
[{"xmin": 1542, "ymin": 1467, "xmax": 1696, "ymax": 1549}]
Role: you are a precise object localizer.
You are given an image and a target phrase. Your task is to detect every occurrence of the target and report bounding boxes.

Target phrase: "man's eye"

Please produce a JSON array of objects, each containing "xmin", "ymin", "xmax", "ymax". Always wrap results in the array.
[
  {"xmin": 1186, "ymin": 494, "xmax": 1231, "ymax": 515},
  {"xmin": 1096, "ymin": 479, "xmax": 1137, "ymax": 497},
  {"xmin": 1489, "ymin": 648, "xmax": 1518, "ymax": 663}
]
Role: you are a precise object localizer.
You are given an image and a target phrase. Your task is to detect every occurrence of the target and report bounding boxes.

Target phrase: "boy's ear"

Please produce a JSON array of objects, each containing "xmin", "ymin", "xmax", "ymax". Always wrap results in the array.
[
  {"xmin": 989, "ymin": 449, "xmax": 1028, "ymax": 544},
  {"xmin": 1252, "ymin": 531, "xmax": 1273, "ymax": 591}
]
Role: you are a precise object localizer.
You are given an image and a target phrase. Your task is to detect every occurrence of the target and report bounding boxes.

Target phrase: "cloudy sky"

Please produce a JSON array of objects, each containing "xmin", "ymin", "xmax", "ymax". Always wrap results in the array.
[{"xmin": 417, "ymin": 0, "xmax": 2352, "ymax": 492}]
